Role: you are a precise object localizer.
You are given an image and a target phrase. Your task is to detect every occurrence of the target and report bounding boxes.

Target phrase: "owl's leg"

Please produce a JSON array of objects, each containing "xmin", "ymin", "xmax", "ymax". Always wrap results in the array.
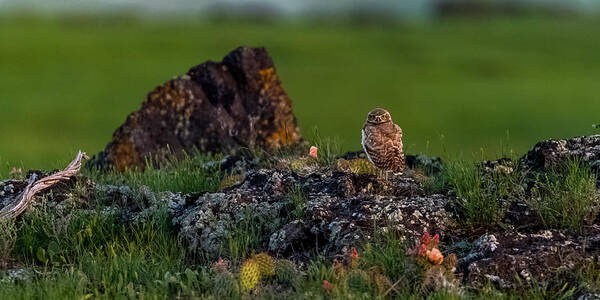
[{"xmin": 378, "ymin": 169, "xmax": 389, "ymax": 181}]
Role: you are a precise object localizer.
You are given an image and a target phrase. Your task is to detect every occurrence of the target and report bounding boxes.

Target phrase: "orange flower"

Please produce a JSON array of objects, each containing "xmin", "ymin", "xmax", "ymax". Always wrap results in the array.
[
  {"xmin": 309, "ymin": 146, "xmax": 318, "ymax": 159},
  {"xmin": 323, "ymin": 280, "xmax": 333, "ymax": 292},
  {"xmin": 427, "ymin": 248, "xmax": 444, "ymax": 265}
]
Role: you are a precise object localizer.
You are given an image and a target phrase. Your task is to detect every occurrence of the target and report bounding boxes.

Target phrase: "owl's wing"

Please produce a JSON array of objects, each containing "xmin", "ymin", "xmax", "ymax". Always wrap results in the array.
[{"xmin": 394, "ymin": 124, "xmax": 403, "ymax": 139}]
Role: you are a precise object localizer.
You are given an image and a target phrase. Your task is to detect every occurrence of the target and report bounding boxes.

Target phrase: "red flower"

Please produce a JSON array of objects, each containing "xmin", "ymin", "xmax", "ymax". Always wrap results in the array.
[
  {"xmin": 419, "ymin": 232, "xmax": 440, "ymax": 249},
  {"xmin": 350, "ymin": 247, "xmax": 359, "ymax": 260},
  {"xmin": 323, "ymin": 280, "xmax": 333, "ymax": 291}
]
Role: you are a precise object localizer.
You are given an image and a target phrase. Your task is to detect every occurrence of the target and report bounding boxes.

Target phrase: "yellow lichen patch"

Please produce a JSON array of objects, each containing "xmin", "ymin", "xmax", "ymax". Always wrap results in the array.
[
  {"xmin": 267, "ymin": 122, "xmax": 298, "ymax": 147},
  {"xmin": 288, "ymin": 157, "xmax": 318, "ymax": 173},
  {"xmin": 146, "ymin": 80, "xmax": 188, "ymax": 110},
  {"xmin": 337, "ymin": 158, "xmax": 376, "ymax": 175},
  {"xmin": 259, "ymin": 68, "xmax": 275, "ymax": 91},
  {"xmin": 220, "ymin": 172, "xmax": 244, "ymax": 191}
]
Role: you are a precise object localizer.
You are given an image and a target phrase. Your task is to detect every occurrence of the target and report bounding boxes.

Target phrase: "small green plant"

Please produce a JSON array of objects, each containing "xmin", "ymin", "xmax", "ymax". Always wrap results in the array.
[
  {"xmin": 361, "ymin": 229, "xmax": 409, "ymax": 282},
  {"xmin": 444, "ymin": 159, "xmax": 523, "ymax": 229},
  {"xmin": 527, "ymin": 158, "xmax": 599, "ymax": 233},
  {"xmin": 287, "ymin": 185, "xmax": 307, "ymax": 220},
  {"xmin": 0, "ymin": 219, "xmax": 17, "ymax": 266},
  {"xmin": 213, "ymin": 272, "xmax": 240, "ymax": 299},
  {"xmin": 275, "ymin": 260, "xmax": 300, "ymax": 286},
  {"xmin": 574, "ymin": 260, "xmax": 600, "ymax": 295}
]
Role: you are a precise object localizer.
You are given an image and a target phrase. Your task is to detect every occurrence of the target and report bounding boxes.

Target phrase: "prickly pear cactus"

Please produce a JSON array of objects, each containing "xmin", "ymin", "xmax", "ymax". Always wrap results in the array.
[
  {"xmin": 240, "ymin": 259, "xmax": 261, "ymax": 291},
  {"xmin": 253, "ymin": 252, "xmax": 275, "ymax": 277}
]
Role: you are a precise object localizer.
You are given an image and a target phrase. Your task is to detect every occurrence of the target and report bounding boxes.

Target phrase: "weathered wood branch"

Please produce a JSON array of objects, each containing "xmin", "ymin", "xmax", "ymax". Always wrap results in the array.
[{"xmin": 0, "ymin": 151, "xmax": 88, "ymax": 221}]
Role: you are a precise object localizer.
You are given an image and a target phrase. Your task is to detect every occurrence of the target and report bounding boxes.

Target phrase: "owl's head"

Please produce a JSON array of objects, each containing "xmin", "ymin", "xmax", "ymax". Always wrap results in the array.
[{"xmin": 366, "ymin": 108, "xmax": 392, "ymax": 124}]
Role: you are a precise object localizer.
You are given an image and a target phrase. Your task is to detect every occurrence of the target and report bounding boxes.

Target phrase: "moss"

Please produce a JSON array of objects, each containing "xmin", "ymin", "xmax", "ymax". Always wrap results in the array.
[{"xmin": 336, "ymin": 158, "xmax": 375, "ymax": 175}]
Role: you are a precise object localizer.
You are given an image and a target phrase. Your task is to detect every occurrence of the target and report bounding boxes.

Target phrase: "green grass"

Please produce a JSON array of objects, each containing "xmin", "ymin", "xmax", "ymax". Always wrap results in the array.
[
  {"xmin": 1, "ymin": 180, "xmax": 597, "ymax": 299},
  {"xmin": 2, "ymin": 16, "xmax": 600, "ymax": 169},
  {"xmin": 0, "ymin": 219, "xmax": 17, "ymax": 266},
  {"xmin": 443, "ymin": 159, "xmax": 523, "ymax": 229},
  {"xmin": 287, "ymin": 185, "xmax": 307, "ymax": 220},
  {"xmin": 225, "ymin": 208, "xmax": 266, "ymax": 262},
  {"xmin": 86, "ymin": 151, "xmax": 222, "ymax": 194},
  {"xmin": 527, "ymin": 158, "xmax": 599, "ymax": 233},
  {"xmin": 2, "ymin": 194, "xmax": 195, "ymax": 299}
]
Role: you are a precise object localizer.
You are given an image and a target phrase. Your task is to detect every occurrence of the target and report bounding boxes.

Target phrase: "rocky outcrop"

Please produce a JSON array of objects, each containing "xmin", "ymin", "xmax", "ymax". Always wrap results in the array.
[
  {"xmin": 172, "ymin": 168, "xmax": 456, "ymax": 260},
  {"xmin": 520, "ymin": 135, "xmax": 600, "ymax": 172},
  {"xmin": 461, "ymin": 228, "xmax": 600, "ymax": 289},
  {"xmin": 89, "ymin": 46, "xmax": 302, "ymax": 172}
]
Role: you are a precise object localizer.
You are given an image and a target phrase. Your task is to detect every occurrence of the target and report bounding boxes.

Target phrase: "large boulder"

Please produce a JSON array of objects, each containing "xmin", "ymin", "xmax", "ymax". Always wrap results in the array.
[{"xmin": 89, "ymin": 46, "xmax": 302, "ymax": 171}]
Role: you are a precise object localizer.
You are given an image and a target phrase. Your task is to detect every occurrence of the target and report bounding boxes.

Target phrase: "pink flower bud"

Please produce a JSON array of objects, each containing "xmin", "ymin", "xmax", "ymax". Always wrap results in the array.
[{"xmin": 309, "ymin": 146, "xmax": 318, "ymax": 159}]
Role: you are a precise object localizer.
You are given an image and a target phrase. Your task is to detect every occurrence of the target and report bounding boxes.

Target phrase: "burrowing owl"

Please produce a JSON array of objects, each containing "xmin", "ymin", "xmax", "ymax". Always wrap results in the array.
[{"xmin": 361, "ymin": 108, "xmax": 405, "ymax": 176}]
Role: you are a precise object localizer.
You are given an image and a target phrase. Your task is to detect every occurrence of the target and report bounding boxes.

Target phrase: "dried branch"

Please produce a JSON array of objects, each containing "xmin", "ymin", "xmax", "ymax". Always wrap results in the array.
[{"xmin": 0, "ymin": 151, "xmax": 89, "ymax": 221}]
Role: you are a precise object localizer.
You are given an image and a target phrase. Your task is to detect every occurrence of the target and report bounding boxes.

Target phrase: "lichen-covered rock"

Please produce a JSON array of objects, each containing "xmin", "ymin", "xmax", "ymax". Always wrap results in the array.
[
  {"xmin": 462, "ymin": 227, "xmax": 600, "ymax": 289},
  {"xmin": 89, "ymin": 46, "xmax": 302, "ymax": 172},
  {"xmin": 0, "ymin": 180, "xmax": 26, "ymax": 208},
  {"xmin": 172, "ymin": 168, "xmax": 456, "ymax": 260},
  {"xmin": 520, "ymin": 135, "xmax": 600, "ymax": 171}
]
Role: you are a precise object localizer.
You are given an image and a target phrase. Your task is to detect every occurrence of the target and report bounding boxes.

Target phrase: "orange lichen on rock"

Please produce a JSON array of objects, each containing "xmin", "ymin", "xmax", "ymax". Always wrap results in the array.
[
  {"xmin": 259, "ymin": 67, "xmax": 275, "ymax": 91},
  {"xmin": 112, "ymin": 137, "xmax": 142, "ymax": 172}
]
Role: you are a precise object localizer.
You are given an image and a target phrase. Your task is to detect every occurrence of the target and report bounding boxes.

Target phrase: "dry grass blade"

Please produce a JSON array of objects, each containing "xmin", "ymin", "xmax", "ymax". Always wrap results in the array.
[{"xmin": 0, "ymin": 151, "xmax": 88, "ymax": 221}]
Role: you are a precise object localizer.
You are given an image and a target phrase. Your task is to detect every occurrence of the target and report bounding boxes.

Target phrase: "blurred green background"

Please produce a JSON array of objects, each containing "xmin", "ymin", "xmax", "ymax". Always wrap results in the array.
[{"xmin": 1, "ymin": 10, "xmax": 600, "ymax": 170}]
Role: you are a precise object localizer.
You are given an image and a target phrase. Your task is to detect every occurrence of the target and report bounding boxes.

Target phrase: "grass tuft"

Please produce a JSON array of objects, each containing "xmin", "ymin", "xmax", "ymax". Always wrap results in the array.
[
  {"xmin": 0, "ymin": 219, "xmax": 17, "ymax": 267},
  {"xmin": 527, "ymin": 158, "xmax": 599, "ymax": 233},
  {"xmin": 444, "ymin": 159, "xmax": 523, "ymax": 229},
  {"xmin": 287, "ymin": 185, "xmax": 307, "ymax": 220},
  {"xmin": 225, "ymin": 208, "xmax": 265, "ymax": 261},
  {"xmin": 87, "ymin": 150, "xmax": 222, "ymax": 194}
]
